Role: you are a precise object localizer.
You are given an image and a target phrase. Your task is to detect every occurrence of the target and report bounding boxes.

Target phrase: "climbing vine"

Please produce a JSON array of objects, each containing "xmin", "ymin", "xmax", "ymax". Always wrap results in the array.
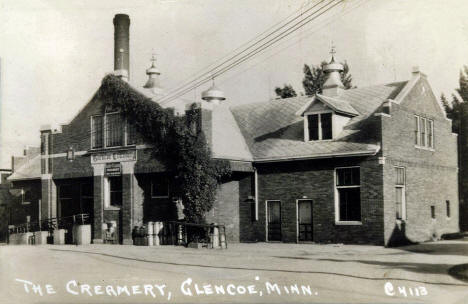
[{"xmin": 98, "ymin": 75, "xmax": 231, "ymax": 223}]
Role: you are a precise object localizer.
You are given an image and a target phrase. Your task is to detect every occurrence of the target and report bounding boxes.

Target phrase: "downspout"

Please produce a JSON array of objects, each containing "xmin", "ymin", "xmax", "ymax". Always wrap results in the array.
[{"xmin": 254, "ymin": 168, "xmax": 258, "ymax": 221}]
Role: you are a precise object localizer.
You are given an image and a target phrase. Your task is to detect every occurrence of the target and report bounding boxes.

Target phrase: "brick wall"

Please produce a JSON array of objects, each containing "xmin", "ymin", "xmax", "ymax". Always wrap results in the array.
[
  {"xmin": 381, "ymin": 76, "xmax": 459, "ymax": 245},
  {"xmin": 254, "ymin": 157, "xmax": 384, "ymax": 245}
]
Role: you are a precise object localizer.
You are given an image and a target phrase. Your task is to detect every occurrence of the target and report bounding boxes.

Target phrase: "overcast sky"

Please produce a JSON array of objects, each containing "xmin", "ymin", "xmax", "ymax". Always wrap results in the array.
[{"xmin": 1, "ymin": 0, "xmax": 468, "ymax": 168}]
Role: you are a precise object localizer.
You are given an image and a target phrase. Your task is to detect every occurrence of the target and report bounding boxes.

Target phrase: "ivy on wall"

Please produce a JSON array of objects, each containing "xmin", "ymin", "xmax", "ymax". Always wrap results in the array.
[{"xmin": 98, "ymin": 75, "xmax": 231, "ymax": 223}]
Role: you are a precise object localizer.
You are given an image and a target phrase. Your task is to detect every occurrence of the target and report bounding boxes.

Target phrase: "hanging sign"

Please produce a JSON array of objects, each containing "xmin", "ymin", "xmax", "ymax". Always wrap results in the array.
[{"xmin": 105, "ymin": 163, "xmax": 122, "ymax": 176}]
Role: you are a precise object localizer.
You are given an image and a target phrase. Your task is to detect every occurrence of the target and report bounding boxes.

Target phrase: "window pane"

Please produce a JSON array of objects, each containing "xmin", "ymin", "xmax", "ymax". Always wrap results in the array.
[
  {"xmin": 428, "ymin": 120, "xmax": 433, "ymax": 148},
  {"xmin": 109, "ymin": 176, "xmax": 122, "ymax": 206},
  {"xmin": 337, "ymin": 167, "xmax": 360, "ymax": 186},
  {"xmin": 395, "ymin": 187, "xmax": 403, "ymax": 219},
  {"xmin": 106, "ymin": 114, "xmax": 123, "ymax": 147},
  {"xmin": 420, "ymin": 118, "xmax": 426, "ymax": 147},
  {"xmin": 127, "ymin": 122, "xmax": 137, "ymax": 145},
  {"xmin": 431, "ymin": 206, "xmax": 435, "ymax": 219},
  {"xmin": 91, "ymin": 116, "xmax": 103, "ymax": 149},
  {"xmin": 395, "ymin": 167, "xmax": 405, "ymax": 185},
  {"xmin": 308, "ymin": 115, "xmax": 319, "ymax": 140},
  {"xmin": 338, "ymin": 187, "xmax": 361, "ymax": 221},
  {"xmin": 321, "ymin": 113, "xmax": 332, "ymax": 140},
  {"xmin": 446, "ymin": 200, "xmax": 450, "ymax": 217},
  {"xmin": 415, "ymin": 116, "xmax": 419, "ymax": 145}
]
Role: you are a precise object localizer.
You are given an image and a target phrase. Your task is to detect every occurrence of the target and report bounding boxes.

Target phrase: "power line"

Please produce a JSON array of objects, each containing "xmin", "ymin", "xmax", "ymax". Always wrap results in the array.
[
  {"xmin": 159, "ymin": 0, "xmax": 343, "ymax": 105},
  {"xmin": 160, "ymin": 0, "xmax": 321, "ymax": 91},
  {"xmin": 159, "ymin": 0, "xmax": 328, "ymax": 101},
  {"xmin": 218, "ymin": 0, "xmax": 369, "ymax": 88}
]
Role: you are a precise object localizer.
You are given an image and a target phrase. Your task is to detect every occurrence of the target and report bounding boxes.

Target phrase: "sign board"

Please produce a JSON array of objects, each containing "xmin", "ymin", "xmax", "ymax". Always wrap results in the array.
[
  {"xmin": 105, "ymin": 163, "xmax": 122, "ymax": 176},
  {"xmin": 91, "ymin": 149, "xmax": 136, "ymax": 164}
]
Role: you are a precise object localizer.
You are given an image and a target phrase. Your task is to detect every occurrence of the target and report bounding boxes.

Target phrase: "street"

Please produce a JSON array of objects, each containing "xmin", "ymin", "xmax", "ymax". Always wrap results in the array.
[{"xmin": 1, "ymin": 240, "xmax": 468, "ymax": 304}]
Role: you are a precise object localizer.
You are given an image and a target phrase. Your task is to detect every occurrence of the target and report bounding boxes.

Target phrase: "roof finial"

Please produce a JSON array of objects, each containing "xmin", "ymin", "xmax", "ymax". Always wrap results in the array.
[
  {"xmin": 330, "ymin": 41, "xmax": 336, "ymax": 63},
  {"xmin": 150, "ymin": 51, "xmax": 157, "ymax": 68}
]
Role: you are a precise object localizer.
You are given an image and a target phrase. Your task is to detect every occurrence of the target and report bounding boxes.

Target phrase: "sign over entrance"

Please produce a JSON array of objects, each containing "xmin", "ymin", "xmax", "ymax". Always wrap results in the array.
[
  {"xmin": 105, "ymin": 163, "xmax": 122, "ymax": 176},
  {"xmin": 91, "ymin": 149, "xmax": 136, "ymax": 164}
]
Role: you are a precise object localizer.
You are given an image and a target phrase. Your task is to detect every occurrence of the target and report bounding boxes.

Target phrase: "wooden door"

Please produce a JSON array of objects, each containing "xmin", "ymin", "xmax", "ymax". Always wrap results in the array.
[{"xmin": 298, "ymin": 200, "xmax": 313, "ymax": 242}]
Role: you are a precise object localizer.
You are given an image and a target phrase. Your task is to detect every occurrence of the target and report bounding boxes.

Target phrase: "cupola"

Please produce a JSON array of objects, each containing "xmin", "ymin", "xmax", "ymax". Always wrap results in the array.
[
  {"xmin": 201, "ymin": 78, "xmax": 226, "ymax": 105},
  {"xmin": 143, "ymin": 54, "xmax": 163, "ymax": 97},
  {"xmin": 322, "ymin": 45, "xmax": 345, "ymax": 97}
]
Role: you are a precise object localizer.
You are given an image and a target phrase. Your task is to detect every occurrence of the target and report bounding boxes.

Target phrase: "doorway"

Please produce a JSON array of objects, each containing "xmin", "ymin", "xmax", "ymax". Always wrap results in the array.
[
  {"xmin": 297, "ymin": 199, "xmax": 313, "ymax": 242},
  {"xmin": 266, "ymin": 200, "xmax": 281, "ymax": 241}
]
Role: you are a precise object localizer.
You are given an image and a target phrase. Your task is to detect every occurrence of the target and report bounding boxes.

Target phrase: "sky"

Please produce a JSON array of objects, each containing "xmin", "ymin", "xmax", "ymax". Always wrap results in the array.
[{"xmin": 1, "ymin": 0, "xmax": 467, "ymax": 168}]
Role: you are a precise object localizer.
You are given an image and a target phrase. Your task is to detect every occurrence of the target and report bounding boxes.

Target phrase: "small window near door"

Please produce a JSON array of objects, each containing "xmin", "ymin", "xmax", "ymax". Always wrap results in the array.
[
  {"xmin": 109, "ymin": 176, "xmax": 122, "ymax": 207},
  {"xmin": 431, "ymin": 205, "xmax": 435, "ymax": 219},
  {"xmin": 446, "ymin": 200, "xmax": 450, "ymax": 218}
]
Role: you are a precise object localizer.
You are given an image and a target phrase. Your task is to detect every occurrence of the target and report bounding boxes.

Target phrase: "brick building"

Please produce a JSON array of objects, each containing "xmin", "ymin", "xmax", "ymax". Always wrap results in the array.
[{"xmin": 9, "ymin": 14, "xmax": 459, "ymax": 246}]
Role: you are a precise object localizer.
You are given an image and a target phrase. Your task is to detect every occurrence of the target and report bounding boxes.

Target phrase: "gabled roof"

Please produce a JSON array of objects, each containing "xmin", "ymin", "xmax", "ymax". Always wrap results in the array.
[
  {"xmin": 230, "ymin": 81, "xmax": 408, "ymax": 162},
  {"xmin": 297, "ymin": 94, "xmax": 359, "ymax": 117},
  {"xmin": 7, "ymin": 155, "xmax": 41, "ymax": 181}
]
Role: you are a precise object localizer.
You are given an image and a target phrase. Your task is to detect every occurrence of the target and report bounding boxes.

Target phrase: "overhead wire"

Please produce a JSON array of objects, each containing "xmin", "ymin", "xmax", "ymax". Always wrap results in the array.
[
  {"xmin": 158, "ymin": 0, "xmax": 344, "ymax": 105},
  {"xmin": 218, "ymin": 0, "xmax": 369, "ymax": 88},
  {"xmin": 158, "ymin": 0, "xmax": 328, "ymax": 100}
]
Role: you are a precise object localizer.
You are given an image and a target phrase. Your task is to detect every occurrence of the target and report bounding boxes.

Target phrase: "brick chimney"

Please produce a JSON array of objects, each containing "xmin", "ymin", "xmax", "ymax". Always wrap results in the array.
[{"xmin": 113, "ymin": 14, "xmax": 130, "ymax": 81}]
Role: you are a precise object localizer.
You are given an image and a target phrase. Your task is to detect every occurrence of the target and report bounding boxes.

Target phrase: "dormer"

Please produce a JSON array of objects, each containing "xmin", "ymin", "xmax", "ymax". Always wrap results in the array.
[{"xmin": 298, "ymin": 95, "xmax": 359, "ymax": 142}]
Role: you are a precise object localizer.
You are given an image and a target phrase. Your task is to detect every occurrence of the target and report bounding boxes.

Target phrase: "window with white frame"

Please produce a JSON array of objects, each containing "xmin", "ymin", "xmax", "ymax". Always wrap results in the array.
[
  {"xmin": 104, "ymin": 176, "xmax": 122, "ymax": 208},
  {"xmin": 151, "ymin": 177, "xmax": 169, "ymax": 198},
  {"xmin": 335, "ymin": 167, "xmax": 361, "ymax": 222},
  {"xmin": 414, "ymin": 115, "xmax": 434, "ymax": 149},
  {"xmin": 306, "ymin": 112, "xmax": 333, "ymax": 141},
  {"xmin": 395, "ymin": 167, "xmax": 406, "ymax": 220}
]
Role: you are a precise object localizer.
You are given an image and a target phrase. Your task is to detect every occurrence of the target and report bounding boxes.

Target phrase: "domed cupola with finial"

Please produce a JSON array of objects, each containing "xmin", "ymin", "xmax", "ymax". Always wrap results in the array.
[
  {"xmin": 201, "ymin": 78, "xmax": 226, "ymax": 105},
  {"xmin": 322, "ymin": 44, "xmax": 345, "ymax": 96},
  {"xmin": 143, "ymin": 53, "xmax": 164, "ymax": 97}
]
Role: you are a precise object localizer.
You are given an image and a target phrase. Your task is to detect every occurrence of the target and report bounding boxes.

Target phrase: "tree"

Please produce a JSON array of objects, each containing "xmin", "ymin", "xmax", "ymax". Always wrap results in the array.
[
  {"xmin": 275, "ymin": 84, "xmax": 297, "ymax": 98},
  {"xmin": 441, "ymin": 65, "xmax": 468, "ymax": 231},
  {"xmin": 274, "ymin": 61, "xmax": 354, "ymax": 99},
  {"xmin": 442, "ymin": 66, "xmax": 468, "ymax": 133}
]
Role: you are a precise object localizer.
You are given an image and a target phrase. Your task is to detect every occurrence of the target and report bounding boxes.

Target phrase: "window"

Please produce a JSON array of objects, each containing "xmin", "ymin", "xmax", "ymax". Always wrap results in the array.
[
  {"xmin": 431, "ymin": 205, "xmax": 435, "ymax": 219},
  {"xmin": 91, "ymin": 116, "xmax": 103, "ymax": 149},
  {"xmin": 127, "ymin": 122, "xmax": 137, "ymax": 145},
  {"xmin": 335, "ymin": 167, "xmax": 361, "ymax": 222},
  {"xmin": 414, "ymin": 115, "xmax": 434, "ymax": 149},
  {"xmin": 21, "ymin": 189, "xmax": 32, "ymax": 205},
  {"xmin": 151, "ymin": 177, "xmax": 169, "ymax": 198},
  {"xmin": 105, "ymin": 113, "xmax": 124, "ymax": 147},
  {"xmin": 395, "ymin": 167, "xmax": 406, "ymax": 220},
  {"xmin": 91, "ymin": 112, "xmax": 137, "ymax": 149},
  {"xmin": 446, "ymin": 200, "xmax": 450, "ymax": 218},
  {"xmin": 306, "ymin": 112, "xmax": 333, "ymax": 141},
  {"xmin": 108, "ymin": 176, "xmax": 122, "ymax": 207}
]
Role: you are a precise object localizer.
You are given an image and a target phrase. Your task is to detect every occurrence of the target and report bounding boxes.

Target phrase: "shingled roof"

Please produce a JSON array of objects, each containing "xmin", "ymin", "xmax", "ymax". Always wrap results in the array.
[
  {"xmin": 229, "ymin": 81, "xmax": 408, "ymax": 162},
  {"xmin": 7, "ymin": 154, "xmax": 41, "ymax": 181}
]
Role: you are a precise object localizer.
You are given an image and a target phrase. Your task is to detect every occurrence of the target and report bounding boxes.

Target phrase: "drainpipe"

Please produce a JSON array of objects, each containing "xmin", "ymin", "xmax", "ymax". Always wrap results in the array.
[{"xmin": 254, "ymin": 168, "xmax": 258, "ymax": 221}]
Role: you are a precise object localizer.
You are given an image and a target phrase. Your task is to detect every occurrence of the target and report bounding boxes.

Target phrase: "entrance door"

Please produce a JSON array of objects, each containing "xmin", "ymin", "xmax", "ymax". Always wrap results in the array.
[
  {"xmin": 298, "ymin": 200, "xmax": 313, "ymax": 242},
  {"xmin": 267, "ymin": 200, "xmax": 281, "ymax": 241}
]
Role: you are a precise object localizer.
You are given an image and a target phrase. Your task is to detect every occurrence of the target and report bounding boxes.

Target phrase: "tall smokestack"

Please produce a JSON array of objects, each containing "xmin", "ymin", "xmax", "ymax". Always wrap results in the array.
[{"xmin": 113, "ymin": 14, "xmax": 130, "ymax": 81}]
